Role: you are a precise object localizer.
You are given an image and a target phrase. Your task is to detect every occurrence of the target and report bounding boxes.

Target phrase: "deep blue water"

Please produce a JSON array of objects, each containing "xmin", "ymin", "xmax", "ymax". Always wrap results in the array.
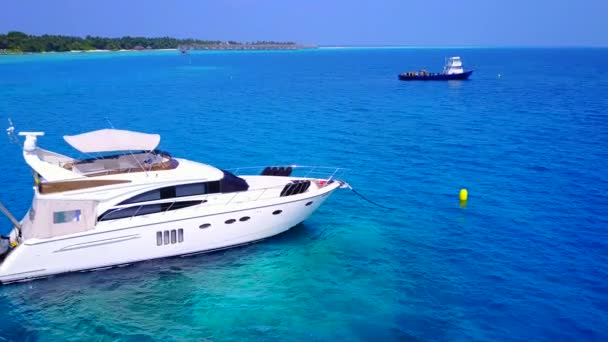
[{"xmin": 0, "ymin": 48, "xmax": 607, "ymax": 341}]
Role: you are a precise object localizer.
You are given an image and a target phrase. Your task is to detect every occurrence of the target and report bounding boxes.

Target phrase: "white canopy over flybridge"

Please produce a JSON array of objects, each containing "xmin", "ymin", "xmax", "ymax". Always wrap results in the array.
[{"xmin": 63, "ymin": 129, "xmax": 161, "ymax": 153}]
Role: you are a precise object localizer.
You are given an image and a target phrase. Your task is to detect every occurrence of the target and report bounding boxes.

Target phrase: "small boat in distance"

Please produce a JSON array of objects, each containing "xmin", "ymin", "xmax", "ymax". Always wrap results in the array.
[
  {"xmin": 398, "ymin": 56, "xmax": 473, "ymax": 81},
  {"xmin": 178, "ymin": 45, "xmax": 189, "ymax": 54}
]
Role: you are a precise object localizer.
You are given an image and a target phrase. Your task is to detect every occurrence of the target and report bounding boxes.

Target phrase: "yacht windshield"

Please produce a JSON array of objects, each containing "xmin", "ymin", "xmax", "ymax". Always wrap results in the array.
[{"xmin": 67, "ymin": 150, "xmax": 174, "ymax": 175}]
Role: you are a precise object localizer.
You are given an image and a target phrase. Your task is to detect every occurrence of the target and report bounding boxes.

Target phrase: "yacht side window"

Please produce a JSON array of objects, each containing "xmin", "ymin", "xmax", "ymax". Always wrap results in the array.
[
  {"xmin": 120, "ymin": 189, "xmax": 161, "ymax": 205},
  {"xmin": 119, "ymin": 181, "xmax": 221, "ymax": 205},
  {"xmin": 174, "ymin": 182, "xmax": 220, "ymax": 197},
  {"xmin": 99, "ymin": 181, "xmax": 220, "ymax": 222},
  {"xmin": 175, "ymin": 183, "xmax": 207, "ymax": 197},
  {"xmin": 53, "ymin": 209, "xmax": 82, "ymax": 224},
  {"xmin": 98, "ymin": 201, "xmax": 202, "ymax": 221}
]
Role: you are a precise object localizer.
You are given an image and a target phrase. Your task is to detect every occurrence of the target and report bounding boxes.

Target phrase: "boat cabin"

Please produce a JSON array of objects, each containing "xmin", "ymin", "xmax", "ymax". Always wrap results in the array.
[
  {"xmin": 443, "ymin": 56, "xmax": 464, "ymax": 75},
  {"xmin": 15, "ymin": 129, "xmax": 251, "ymax": 241}
]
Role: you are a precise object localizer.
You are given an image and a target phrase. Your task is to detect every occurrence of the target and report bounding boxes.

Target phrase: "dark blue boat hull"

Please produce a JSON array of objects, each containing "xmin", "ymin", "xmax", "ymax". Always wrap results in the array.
[{"xmin": 398, "ymin": 70, "xmax": 473, "ymax": 81}]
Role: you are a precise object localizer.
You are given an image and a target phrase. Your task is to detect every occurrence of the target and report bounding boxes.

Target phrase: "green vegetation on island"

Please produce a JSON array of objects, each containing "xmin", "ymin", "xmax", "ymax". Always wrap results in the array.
[{"xmin": 0, "ymin": 31, "xmax": 302, "ymax": 53}]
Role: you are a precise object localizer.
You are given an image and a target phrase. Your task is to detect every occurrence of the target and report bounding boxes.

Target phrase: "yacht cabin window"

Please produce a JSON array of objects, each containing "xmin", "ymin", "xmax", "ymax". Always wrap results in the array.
[
  {"xmin": 53, "ymin": 209, "xmax": 82, "ymax": 224},
  {"xmin": 98, "ymin": 174, "xmax": 247, "ymax": 222},
  {"xmin": 98, "ymin": 201, "xmax": 202, "ymax": 221},
  {"xmin": 120, "ymin": 181, "xmax": 221, "ymax": 205}
]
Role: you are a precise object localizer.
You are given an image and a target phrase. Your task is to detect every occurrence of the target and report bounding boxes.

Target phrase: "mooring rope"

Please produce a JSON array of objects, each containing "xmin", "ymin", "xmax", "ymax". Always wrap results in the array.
[{"xmin": 341, "ymin": 182, "xmax": 397, "ymax": 210}]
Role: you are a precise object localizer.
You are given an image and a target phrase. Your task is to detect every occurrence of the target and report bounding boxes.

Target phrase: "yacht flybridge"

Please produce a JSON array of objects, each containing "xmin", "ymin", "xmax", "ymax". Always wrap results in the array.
[{"xmin": 0, "ymin": 129, "xmax": 347, "ymax": 284}]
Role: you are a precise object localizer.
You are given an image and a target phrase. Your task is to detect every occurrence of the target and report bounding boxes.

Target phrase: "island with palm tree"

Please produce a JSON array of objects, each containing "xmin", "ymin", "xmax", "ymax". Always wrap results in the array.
[{"xmin": 0, "ymin": 31, "xmax": 314, "ymax": 54}]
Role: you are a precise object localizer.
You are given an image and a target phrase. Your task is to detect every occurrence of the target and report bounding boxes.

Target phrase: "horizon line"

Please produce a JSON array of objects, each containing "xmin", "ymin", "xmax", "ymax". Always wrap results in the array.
[{"xmin": 319, "ymin": 44, "xmax": 608, "ymax": 49}]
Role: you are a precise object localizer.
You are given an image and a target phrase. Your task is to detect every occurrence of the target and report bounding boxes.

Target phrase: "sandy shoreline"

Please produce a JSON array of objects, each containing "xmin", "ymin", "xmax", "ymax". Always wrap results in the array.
[
  {"xmin": 1, "ymin": 46, "xmax": 309, "ymax": 56},
  {"xmin": 0, "ymin": 48, "xmax": 179, "ymax": 55},
  {"xmin": 68, "ymin": 48, "xmax": 178, "ymax": 53}
]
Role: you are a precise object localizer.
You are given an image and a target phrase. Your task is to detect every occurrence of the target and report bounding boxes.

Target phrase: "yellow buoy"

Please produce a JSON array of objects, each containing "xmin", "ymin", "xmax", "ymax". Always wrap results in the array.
[{"xmin": 459, "ymin": 189, "xmax": 468, "ymax": 201}]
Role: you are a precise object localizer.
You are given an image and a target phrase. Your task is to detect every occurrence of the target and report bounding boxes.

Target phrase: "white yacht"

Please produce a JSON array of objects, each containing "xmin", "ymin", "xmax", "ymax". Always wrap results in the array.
[{"xmin": 0, "ymin": 129, "xmax": 347, "ymax": 284}]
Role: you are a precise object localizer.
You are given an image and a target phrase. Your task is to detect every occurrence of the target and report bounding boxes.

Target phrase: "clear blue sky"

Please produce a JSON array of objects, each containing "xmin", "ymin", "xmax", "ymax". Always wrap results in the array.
[{"xmin": 1, "ymin": 0, "xmax": 607, "ymax": 46}]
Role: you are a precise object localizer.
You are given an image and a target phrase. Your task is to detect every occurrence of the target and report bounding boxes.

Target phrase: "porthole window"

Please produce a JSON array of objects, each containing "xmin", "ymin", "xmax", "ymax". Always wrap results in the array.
[
  {"xmin": 163, "ymin": 230, "xmax": 170, "ymax": 245},
  {"xmin": 239, "ymin": 216, "xmax": 250, "ymax": 222},
  {"xmin": 272, "ymin": 210, "xmax": 282, "ymax": 215},
  {"xmin": 170, "ymin": 230, "xmax": 177, "ymax": 244},
  {"xmin": 225, "ymin": 219, "xmax": 236, "ymax": 224},
  {"xmin": 305, "ymin": 201, "xmax": 313, "ymax": 206},
  {"xmin": 199, "ymin": 223, "xmax": 211, "ymax": 229},
  {"xmin": 178, "ymin": 229, "xmax": 184, "ymax": 242},
  {"xmin": 156, "ymin": 231, "xmax": 163, "ymax": 246}
]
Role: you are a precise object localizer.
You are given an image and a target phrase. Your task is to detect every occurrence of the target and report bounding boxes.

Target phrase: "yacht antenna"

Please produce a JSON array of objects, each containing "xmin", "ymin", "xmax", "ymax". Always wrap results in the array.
[
  {"xmin": 6, "ymin": 118, "xmax": 21, "ymax": 146},
  {"xmin": 105, "ymin": 117, "xmax": 116, "ymax": 129}
]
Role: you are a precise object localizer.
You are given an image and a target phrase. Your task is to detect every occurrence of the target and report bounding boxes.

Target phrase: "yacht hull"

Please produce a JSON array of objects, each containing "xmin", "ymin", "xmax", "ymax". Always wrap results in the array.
[
  {"xmin": 398, "ymin": 70, "xmax": 473, "ymax": 81},
  {"xmin": 0, "ymin": 184, "xmax": 338, "ymax": 284}
]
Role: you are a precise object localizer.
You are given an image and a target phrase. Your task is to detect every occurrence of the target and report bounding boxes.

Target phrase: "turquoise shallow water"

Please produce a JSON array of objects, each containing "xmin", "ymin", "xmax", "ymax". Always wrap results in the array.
[{"xmin": 0, "ymin": 48, "xmax": 607, "ymax": 341}]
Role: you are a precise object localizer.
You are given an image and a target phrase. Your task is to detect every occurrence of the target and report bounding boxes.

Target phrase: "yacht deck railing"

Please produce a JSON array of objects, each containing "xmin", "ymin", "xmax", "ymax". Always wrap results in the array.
[{"xmin": 228, "ymin": 165, "xmax": 349, "ymax": 182}]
